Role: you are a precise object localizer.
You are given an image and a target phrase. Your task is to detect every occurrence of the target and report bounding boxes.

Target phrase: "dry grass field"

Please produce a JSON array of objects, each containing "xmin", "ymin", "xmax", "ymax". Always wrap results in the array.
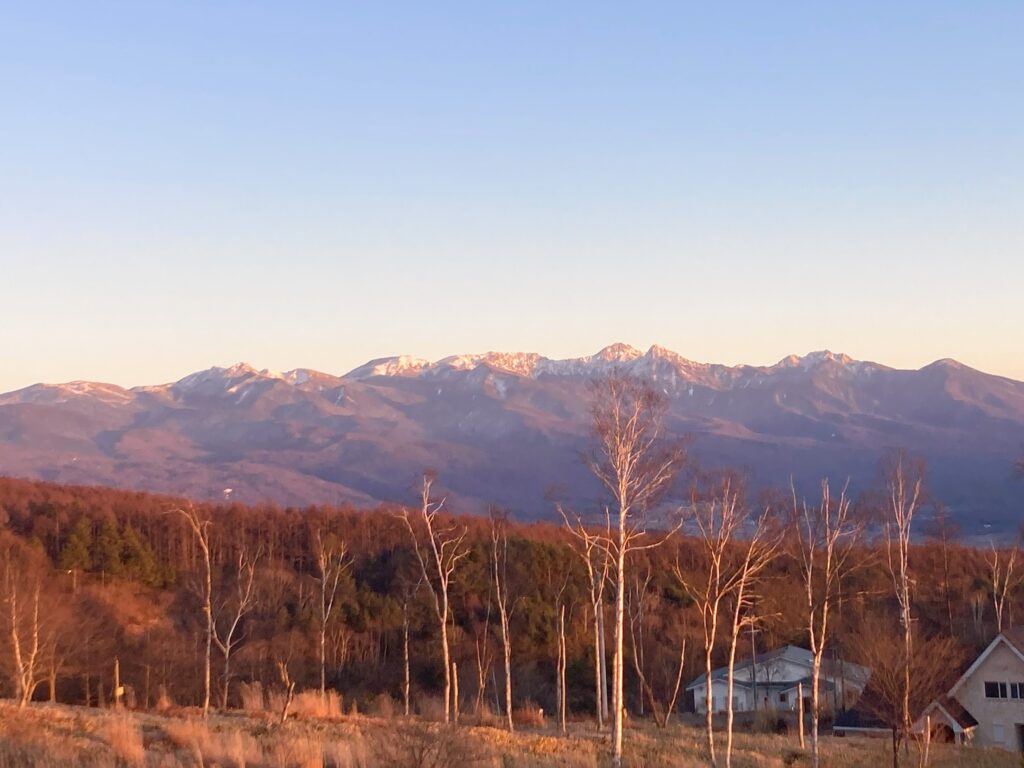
[{"xmin": 0, "ymin": 701, "xmax": 1017, "ymax": 768}]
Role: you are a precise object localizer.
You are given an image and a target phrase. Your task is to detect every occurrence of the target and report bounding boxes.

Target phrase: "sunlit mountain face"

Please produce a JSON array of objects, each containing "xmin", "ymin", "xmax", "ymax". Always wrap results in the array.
[{"xmin": 2, "ymin": 345, "xmax": 1022, "ymax": 538}]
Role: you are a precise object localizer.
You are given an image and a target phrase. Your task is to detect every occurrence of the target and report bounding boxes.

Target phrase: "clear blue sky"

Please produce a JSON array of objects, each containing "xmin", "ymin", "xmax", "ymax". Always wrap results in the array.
[{"xmin": 2, "ymin": 2, "xmax": 1022, "ymax": 391}]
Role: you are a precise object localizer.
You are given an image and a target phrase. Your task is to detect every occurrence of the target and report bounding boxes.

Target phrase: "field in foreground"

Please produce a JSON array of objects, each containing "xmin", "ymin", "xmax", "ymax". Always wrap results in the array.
[{"xmin": 0, "ymin": 702, "xmax": 1014, "ymax": 768}]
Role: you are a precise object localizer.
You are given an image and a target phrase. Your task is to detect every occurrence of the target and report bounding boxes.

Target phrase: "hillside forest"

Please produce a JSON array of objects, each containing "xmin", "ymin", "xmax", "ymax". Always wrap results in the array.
[{"xmin": 0, "ymin": 377, "xmax": 1021, "ymax": 767}]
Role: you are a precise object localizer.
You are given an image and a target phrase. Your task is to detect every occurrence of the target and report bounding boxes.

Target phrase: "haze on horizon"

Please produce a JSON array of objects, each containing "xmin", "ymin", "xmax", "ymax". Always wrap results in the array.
[{"xmin": 2, "ymin": 3, "xmax": 1022, "ymax": 392}]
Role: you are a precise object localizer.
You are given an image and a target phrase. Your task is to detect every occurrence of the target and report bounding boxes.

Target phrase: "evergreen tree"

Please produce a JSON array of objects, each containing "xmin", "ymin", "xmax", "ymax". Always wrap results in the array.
[
  {"xmin": 59, "ymin": 517, "xmax": 93, "ymax": 572},
  {"xmin": 121, "ymin": 526, "xmax": 161, "ymax": 586},
  {"xmin": 94, "ymin": 518, "xmax": 124, "ymax": 577}
]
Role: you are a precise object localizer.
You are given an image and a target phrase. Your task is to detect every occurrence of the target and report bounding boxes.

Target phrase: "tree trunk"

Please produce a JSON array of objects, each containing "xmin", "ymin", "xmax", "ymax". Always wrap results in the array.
[
  {"xmin": 403, "ymin": 609, "xmax": 411, "ymax": 717},
  {"xmin": 612, "ymin": 543, "xmax": 626, "ymax": 767},
  {"xmin": 440, "ymin": 614, "xmax": 451, "ymax": 722},
  {"xmin": 451, "ymin": 660, "xmax": 460, "ymax": 723},
  {"xmin": 319, "ymin": 626, "xmax": 327, "ymax": 696},
  {"xmin": 503, "ymin": 621, "xmax": 514, "ymax": 731},
  {"xmin": 705, "ymin": 624, "xmax": 717, "ymax": 767},
  {"xmin": 811, "ymin": 656, "xmax": 820, "ymax": 767},
  {"xmin": 592, "ymin": 599, "xmax": 604, "ymax": 730},
  {"xmin": 599, "ymin": 601, "xmax": 609, "ymax": 724},
  {"xmin": 798, "ymin": 682, "xmax": 805, "ymax": 750}
]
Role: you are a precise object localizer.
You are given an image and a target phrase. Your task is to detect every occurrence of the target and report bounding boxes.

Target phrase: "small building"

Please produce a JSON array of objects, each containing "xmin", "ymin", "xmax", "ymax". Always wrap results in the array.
[
  {"xmin": 914, "ymin": 697, "xmax": 978, "ymax": 744},
  {"xmin": 686, "ymin": 645, "xmax": 869, "ymax": 715},
  {"xmin": 917, "ymin": 627, "xmax": 1024, "ymax": 750}
]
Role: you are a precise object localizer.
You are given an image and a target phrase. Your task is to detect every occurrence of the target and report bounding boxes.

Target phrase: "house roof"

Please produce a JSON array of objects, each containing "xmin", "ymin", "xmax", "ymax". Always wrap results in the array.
[
  {"xmin": 685, "ymin": 645, "xmax": 869, "ymax": 690},
  {"xmin": 949, "ymin": 627, "xmax": 1024, "ymax": 697},
  {"xmin": 935, "ymin": 697, "xmax": 978, "ymax": 730},
  {"xmin": 833, "ymin": 707, "xmax": 889, "ymax": 732},
  {"xmin": 1001, "ymin": 626, "xmax": 1024, "ymax": 657},
  {"xmin": 914, "ymin": 696, "xmax": 978, "ymax": 734}
]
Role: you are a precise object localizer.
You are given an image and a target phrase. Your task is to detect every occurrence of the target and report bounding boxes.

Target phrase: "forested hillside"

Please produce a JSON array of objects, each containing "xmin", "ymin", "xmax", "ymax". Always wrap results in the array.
[{"xmin": 0, "ymin": 474, "xmax": 1008, "ymax": 718}]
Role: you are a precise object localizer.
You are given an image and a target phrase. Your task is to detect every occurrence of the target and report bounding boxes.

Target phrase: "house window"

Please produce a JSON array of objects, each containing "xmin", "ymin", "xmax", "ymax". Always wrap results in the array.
[
  {"xmin": 985, "ymin": 682, "xmax": 1009, "ymax": 699},
  {"xmin": 1011, "ymin": 682, "xmax": 1024, "ymax": 699},
  {"xmin": 779, "ymin": 692, "xmax": 788, "ymax": 704},
  {"xmin": 993, "ymin": 723, "xmax": 1005, "ymax": 743}
]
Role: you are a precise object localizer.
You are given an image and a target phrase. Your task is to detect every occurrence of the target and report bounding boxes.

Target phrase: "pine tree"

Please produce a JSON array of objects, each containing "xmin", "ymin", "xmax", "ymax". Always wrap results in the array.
[
  {"xmin": 94, "ymin": 519, "xmax": 124, "ymax": 577},
  {"xmin": 59, "ymin": 517, "xmax": 93, "ymax": 573},
  {"xmin": 121, "ymin": 526, "xmax": 161, "ymax": 586}
]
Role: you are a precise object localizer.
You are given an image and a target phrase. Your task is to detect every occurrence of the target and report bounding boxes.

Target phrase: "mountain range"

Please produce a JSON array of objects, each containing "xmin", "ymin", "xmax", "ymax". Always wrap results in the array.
[{"xmin": 1, "ymin": 344, "xmax": 1022, "ymax": 536}]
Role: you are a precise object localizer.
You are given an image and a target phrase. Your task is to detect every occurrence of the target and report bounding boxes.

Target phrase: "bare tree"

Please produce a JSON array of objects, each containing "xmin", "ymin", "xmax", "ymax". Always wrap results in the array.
[
  {"xmin": 883, "ymin": 453, "xmax": 924, "ymax": 743},
  {"xmin": 213, "ymin": 546, "xmax": 260, "ymax": 708},
  {"xmin": 398, "ymin": 473, "xmax": 470, "ymax": 724},
  {"xmin": 987, "ymin": 541, "xmax": 1020, "ymax": 634},
  {"xmin": 722, "ymin": 508, "xmax": 780, "ymax": 768},
  {"xmin": 1, "ymin": 544, "xmax": 44, "ymax": 707},
  {"xmin": 555, "ymin": 573, "xmax": 571, "ymax": 736},
  {"xmin": 400, "ymin": 577, "xmax": 421, "ymax": 717},
  {"xmin": 856, "ymin": 619, "xmax": 964, "ymax": 768},
  {"xmin": 175, "ymin": 504, "xmax": 214, "ymax": 717},
  {"xmin": 490, "ymin": 508, "xmax": 516, "ymax": 731},
  {"xmin": 922, "ymin": 505, "xmax": 959, "ymax": 638},
  {"xmin": 626, "ymin": 567, "xmax": 687, "ymax": 728},
  {"xmin": 675, "ymin": 479, "xmax": 745, "ymax": 767},
  {"xmin": 587, "ymin": 375, "xmax": 685, "ymax": 767},
  {"xmin": 559, "ymin": 505, "xmax": 611, "ymax": 730},
  {"xmin": 793, "ymin": 480, "xmax": 861, "ymax": 768},
  {"xmin": 472, "ymin": 601, "xmax": 494, "ymax": 720},
  {"xmin": 313, "ymin": 528, "xmax": 351, "ymax": 696}
]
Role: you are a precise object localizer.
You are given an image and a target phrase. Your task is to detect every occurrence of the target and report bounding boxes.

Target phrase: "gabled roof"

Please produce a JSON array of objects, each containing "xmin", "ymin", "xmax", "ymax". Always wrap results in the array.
[
  {"xmin": 949, "ymin": 628, "xmax": 1024, "ymax": 697},
  {"xmin": 1001, "ymin": 626, "xmax": 1024, "ymax": 657},
  {"xmin": 936, "ymin": 697, "xmax": 978, "ymax": 730},
  {"xmin": 915, "ymin": 696, "xmax": 978, "ymax": 734},
  {"xmin": 685, "ymin": 645, "xmax": 868, "ymax": 690}
]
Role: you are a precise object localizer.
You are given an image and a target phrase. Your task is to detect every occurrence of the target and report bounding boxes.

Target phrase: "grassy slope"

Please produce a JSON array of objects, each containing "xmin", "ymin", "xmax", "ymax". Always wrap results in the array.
[{"xmin": 0, "ymin": 702, "xmax": 1013, "ymax": 768}]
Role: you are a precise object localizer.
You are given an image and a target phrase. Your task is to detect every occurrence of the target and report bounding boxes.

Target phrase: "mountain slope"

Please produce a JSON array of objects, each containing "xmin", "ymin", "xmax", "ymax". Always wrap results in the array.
[{"xmin": 1, "ymin": 345, "xmax": 1022, "ymax": 535}]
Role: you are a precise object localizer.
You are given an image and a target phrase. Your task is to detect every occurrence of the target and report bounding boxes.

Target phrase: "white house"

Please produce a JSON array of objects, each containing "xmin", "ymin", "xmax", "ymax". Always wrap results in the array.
[
  {"xmin": 686, "ymin": 645, "xmax": 869, "ymax": 715},
  {"xmin": 913, "ymin": 628, "xmax": 1024, "ymax": 750}
]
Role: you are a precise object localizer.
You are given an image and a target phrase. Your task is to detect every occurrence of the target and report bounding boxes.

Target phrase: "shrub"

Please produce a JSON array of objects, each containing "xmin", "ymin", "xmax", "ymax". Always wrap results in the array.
[
  {"xmin": 367, "ymin": 723, "xmax": 490, "ymax": 768},
  {"xmin": 284, "ymin": 689, "xmax": 343, "ymax": 719},
  {"xmin": 415, "ymin": 695, "xmax": 447, "ymax": 722},
  {"xmin": 369, "ymin": 693, "xmax": 397, "ymax": 719},
  {"xmin": 513, "ymin": 701, "xmax": 545, "ymax": 727},
  {"xmin": 238, "ymin": 681, "xmax": 266, "ymax": 712},
  {"xmin": 96, "ymin": 716, "xmax": 144, "ymax": 767}
]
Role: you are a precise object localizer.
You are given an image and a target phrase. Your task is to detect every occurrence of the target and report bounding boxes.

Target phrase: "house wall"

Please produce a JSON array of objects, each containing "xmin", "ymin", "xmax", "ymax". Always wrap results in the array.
[
  {"xmin": 691, "ymin": 681, "xmax": 754, "ymax": 714},
  {"xmin": 954, "ymin": 641, "xmax": 1024, "ymax": 751}
]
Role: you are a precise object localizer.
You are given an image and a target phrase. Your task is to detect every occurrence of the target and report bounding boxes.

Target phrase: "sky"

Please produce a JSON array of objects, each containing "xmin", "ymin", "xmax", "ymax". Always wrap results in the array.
[{"xmin": 1, "ymin": 2, "xmax": 1022, "ymax": 392}]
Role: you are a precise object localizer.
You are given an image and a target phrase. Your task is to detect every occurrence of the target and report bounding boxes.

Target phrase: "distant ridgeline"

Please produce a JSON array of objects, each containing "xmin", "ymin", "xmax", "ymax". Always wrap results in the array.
[
  {"xmin": 1, "ymin": 345, "xmax": 1022, "ymax": 536},
  {"xmin": 0, "ymin": 475, "xmax": 1011, "ymax": 712}
]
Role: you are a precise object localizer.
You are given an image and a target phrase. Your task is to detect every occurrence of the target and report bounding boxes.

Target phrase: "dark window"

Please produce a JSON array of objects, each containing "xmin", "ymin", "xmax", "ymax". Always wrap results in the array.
[
  {"xmin": 986, "ymin": 681, "xmax": 1001, "ymax": 698},
  {"xmin": 1001, "ymin": 682, "xmax": 1008, "ymax": 698}
]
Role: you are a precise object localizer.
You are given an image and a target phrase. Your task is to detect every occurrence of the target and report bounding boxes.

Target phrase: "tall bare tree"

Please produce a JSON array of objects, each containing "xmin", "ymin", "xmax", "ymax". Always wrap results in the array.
[
  {"xmin": 399, "ymin": 473, "xmax": 469, "ymax": 724},
  {"xmin": 490, "ymin": 508, "xmax": 516, "ymax": 731},
  {"xmin": 675, "ymin": 478, "xmax": 746, "ymax": 767},
  {"xmin": 587, "ymin": 375, "xmax": 685, "ymax": 768},
  {"xmin": 175, "ymin": 504, "xmax": 214, "ymax": 717},
  {"xmin": 559, "ymin": 505, "xmax": 611, "ymax": 730},
  {"xmin": 883, "ymin": 452, "xmax": 923, "ymax": 744},
  {"xmin": 213, "ymin": 546, "xmax": 260, "ymax": 708},
  {"xmin": 313, "ymin": 528, "xmax": 350, "ymax": 696},
  {"xmin": 1, "ymin": 541, "xmax": 46, "ymax": 707},
  {"xmin": 722, "ymin": 508, "xmax": 780, "ymax": 768},
  {"xmin": 555, "ymin": 572, "xmax": 572, "ymax": 735},
  {"xmin": 400, "ymin": 577, "xmax": 421, "ymax": 717},
  {"xmin": 793, "ymin": 480, "xmax": 861, "ymax": 768},
  {"xmin": 987, "ymin": 541, "xmax": 1020, "ymax": 634}
]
